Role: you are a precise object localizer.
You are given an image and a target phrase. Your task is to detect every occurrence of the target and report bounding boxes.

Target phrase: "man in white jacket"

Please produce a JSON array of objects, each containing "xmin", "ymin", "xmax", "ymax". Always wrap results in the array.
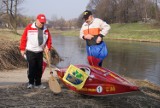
[
  {"xmin": 20, "ymin": 14, "xmax": 52, "ymax": 89},
  {"xmin": 80, "ymin": 10, "xmax": 111, "ymax": 67}
]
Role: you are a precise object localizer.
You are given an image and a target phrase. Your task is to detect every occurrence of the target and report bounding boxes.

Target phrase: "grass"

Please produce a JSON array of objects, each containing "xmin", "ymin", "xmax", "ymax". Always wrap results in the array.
[
  {"xmin": 1, "ymin": 23, "xmax": 160, "ymax": 42},
  {"xmin": 52, "ymin": 23, "xmax": 160, "ymax": 42},
  {"xmin": 0, "ymin": 29, "xmax": 23, "ymax": 41},
  {"xmin": 107, "ymin": 23, "xmax": 160, "ymax": 42},
  {"xmin": 61, "ymin": 29, "xmax": 79, "ymax": 36}
]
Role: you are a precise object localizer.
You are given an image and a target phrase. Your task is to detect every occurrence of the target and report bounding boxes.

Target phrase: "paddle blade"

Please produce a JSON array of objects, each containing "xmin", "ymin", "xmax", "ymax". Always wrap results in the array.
[{"xmin": 49, "ymin": 74, "xmax": 61, "ymax": 94}]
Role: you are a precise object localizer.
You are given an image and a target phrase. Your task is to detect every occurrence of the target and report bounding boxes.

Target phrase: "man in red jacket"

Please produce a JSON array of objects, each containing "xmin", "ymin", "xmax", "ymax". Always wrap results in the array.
[{"xmin": 20, "ymin": 14, "xmax": 52, "ymax": 89}]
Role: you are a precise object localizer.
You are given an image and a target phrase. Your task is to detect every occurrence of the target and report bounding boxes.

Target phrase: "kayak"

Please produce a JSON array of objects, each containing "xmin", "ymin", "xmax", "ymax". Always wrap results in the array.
[{"xmin": 55, "ymin": 65, "xmax": 140, "ymax": 96}]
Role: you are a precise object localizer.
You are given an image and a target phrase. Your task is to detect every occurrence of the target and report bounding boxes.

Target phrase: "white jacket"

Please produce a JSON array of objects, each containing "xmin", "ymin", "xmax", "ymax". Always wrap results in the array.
[
  {"xmin": 80, "ymin": 18, "xmax": 110, "ymax": 39},
  {"xmin": 20, "ymin": 22, "xmax": 52, "ymax": 52}
]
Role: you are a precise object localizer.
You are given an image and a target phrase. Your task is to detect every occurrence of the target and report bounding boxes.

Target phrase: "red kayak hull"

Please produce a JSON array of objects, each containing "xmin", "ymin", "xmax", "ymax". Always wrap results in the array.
[{"xmin": 56, "ymin": 65, "xmax": 139, "ymax": 96}]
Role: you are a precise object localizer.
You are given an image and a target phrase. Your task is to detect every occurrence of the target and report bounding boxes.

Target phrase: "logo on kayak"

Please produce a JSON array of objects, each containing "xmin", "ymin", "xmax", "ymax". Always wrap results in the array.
[
  {"xmin": 63, "ymin": 65, "xmax": 89, "ymax": 90},
  {"xmin": 66, "ymin": 70, "xmax": 83, "ymax": 85}
]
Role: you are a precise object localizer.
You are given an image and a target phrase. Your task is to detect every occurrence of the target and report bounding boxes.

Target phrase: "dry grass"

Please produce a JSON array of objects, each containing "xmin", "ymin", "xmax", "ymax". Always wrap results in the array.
[
  {"xmin": 0, "ymin": 40, "xmax": 26, "ymax": 70},
  {"xmin": 0, "ymin": 38, "xmax": 61, "ymax": 70}
]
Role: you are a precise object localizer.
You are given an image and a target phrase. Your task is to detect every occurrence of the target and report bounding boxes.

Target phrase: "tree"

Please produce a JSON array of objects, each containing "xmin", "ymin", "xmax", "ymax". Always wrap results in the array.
[
  {"xmin": 95, "ymin": 0, "xmax": 117, "ymax": 23},
  {"xmin": 86, "ymin": 0, "xmax": 160, "ymax": 23},
  {"xmin": 86, "ymin": 0, "xmax": 101, "ymax": 11},
  {"xmin": 1, "ymin": 0, "xmax": 24, "ymax": 33}
]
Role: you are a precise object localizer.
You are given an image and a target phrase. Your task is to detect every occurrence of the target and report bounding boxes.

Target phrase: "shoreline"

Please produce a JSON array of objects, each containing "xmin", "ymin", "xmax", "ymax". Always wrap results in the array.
[
  {"xmin": 1, "ymin": 22, "xmax": 160, "ymax": 43},
  {"xmin": 0, "ymin": 67, "xmax": 160, "ymax": 91},
  {"xmin": 0, "ymin": 67, "xmax": 57, "ymax": 87},
  {"xmin": 0, "ymin": 68, "xmax": 160, "ymax": 107}
]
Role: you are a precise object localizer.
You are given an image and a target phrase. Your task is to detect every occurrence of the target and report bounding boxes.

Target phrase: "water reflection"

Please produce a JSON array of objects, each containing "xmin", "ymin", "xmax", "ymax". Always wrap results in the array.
[
  {"xmin": 104, "ymin": 40, "xmax": 160, "ymax": 86},
  {"xmin": 52, "ymin": 36, "xmax": 88, "ymax": 67},
  {"xmin": 52, "ymin": 35, "xmax": 160, "ymax": 85}
]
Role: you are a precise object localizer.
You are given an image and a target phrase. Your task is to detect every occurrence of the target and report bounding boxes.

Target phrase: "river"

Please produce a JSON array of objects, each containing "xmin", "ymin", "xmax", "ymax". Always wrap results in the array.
[{"xmin": 52, "ymin": 35, "xmax": 160, "ymax": 86}]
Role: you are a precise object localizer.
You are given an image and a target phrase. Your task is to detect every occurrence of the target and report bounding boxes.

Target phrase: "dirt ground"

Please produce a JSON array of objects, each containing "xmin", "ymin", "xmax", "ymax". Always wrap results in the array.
[
  {"xmin": 0, "ymin": 68, "xmax": 160, "ymax": 108},
  {"xmin": 0, "ymin": 39, "xmax": 160, "ymax": 108}
]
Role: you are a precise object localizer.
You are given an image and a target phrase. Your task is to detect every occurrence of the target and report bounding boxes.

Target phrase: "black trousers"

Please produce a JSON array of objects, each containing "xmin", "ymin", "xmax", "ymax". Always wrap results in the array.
[{"xmin": 26, "ymin": 50, "xmax": 43, "ymax": 86}]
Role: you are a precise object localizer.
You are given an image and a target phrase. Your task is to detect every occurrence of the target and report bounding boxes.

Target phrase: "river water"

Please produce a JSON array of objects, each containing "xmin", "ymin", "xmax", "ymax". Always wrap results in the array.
[{"xmin": 52, "ymin": 35, "xmax": 160, "ymax": 86}]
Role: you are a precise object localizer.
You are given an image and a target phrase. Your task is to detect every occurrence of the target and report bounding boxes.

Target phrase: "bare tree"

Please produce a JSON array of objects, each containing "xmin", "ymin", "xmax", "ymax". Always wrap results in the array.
[
  {"xmin": 95, "ymin": 0, "xmax": 118, "ymax": 23},
  {"xmin": 50, "ymin": 15, "xmax": 58, "ymax": 29},
  {"xmin": 154, "ymin": 0, "xmax": 160, "ymax": 21},
  {"xmin": 76, "ymin": 13, "xmax": 84, "ymax": 28},
  {"xmin": 86, "ymin": 0, "xmax": 101, "ymax": 11},
  {"xmin": 66, "ymin": 18, "xmax": 78, "ymax": 29},
  {"xmin": 50, "ymin": 15, "xmax": 67, "ymax": 30},
  {"xmin": 86, "ymin": 0, "xmax": 160, "ymax": 23},
  {"xmin": 1, "ymin": 0, "xmax": 24, "ymax": 33}
]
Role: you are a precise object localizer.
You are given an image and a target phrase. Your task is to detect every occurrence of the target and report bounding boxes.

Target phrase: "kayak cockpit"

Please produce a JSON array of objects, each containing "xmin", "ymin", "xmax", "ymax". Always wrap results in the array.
[{"xmin": 79, "ymin": 67, "xmax": 91, "ymax": 76}]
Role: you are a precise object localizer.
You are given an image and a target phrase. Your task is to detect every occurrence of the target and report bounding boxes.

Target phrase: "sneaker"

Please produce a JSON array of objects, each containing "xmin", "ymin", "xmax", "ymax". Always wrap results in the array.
[
  {"xmin": 34, "ymin": 84, "xmax": 46, "ymax": 89},
  {"xmin": 27, "ymin": 84, "xmax": 34, "ymax": 89}
]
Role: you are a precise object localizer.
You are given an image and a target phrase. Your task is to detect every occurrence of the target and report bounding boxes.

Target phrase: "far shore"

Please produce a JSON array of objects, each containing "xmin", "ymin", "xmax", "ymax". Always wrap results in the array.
[
  {"xmin": 51, "ymin": 23, "xmax": 160, "ymax": 43},
  {"xmin": 0, "ymin": 23, "xmax": 160, "ymax": 43}
]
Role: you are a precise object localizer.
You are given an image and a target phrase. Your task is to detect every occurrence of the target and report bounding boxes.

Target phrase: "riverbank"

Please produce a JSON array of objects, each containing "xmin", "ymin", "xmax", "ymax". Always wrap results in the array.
[
  {"xmin": 54, "ymin": 23, "xmax": 160, "ymax": 43},
  {"xmin": 0, "ymin": 67, "xmax": 160, "ymax": 108},
  {"xmin": 1, "ymin": 23, "xmax": 160, "ymax": 43}
]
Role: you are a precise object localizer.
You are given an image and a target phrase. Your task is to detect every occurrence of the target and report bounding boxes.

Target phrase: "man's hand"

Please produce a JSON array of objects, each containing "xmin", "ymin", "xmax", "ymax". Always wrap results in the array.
[
  {"xmin": 84, "ymin": 34, "xmax": 94, "ymax": 40},
  {"xmin": 44, "ymin": 46, "xmax": 49, "ymax": 54},
  {"xmin": 96, "ymin": 36, "xmax": 102, "ymax": 43},
  {"xmin": 20, "ymin": 50, "xmax": 25, "ymax": 57}
]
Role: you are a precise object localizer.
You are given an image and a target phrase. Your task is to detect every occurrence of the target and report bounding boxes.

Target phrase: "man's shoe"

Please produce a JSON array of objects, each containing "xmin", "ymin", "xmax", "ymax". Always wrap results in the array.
[
  {"xmin": 34, "ymin": 84, "xmax": 46, "ymax": 89},
  {"xmin": 27, "ymin": 84, "xmax": 34, "ymax": 89}
]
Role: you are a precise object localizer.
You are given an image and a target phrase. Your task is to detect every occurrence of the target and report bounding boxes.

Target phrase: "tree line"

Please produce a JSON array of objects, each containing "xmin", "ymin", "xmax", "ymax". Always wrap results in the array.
[
  {"xmin": 0, "ymin": 0, "xmax": 79, "ymax": 33},
  {"xmin": 0, "ymin": 0, "xmax": 160, "ymax": 33},
  {"xmin": 85, "ymin": 0, "xmax": 160, "ymax": 23}
]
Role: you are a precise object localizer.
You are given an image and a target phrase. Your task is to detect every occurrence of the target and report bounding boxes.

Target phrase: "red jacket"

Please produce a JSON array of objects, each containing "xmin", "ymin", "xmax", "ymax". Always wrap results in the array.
[{"xmin": 20, "ymin": 22, "xmax": 52, "ymax": 52}]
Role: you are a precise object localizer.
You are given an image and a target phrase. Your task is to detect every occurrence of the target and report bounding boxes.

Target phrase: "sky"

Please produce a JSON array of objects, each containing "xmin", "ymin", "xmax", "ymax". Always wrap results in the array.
[{"xmin": 20, "ymin": 0, "xmax": 89, "ymax": 20}]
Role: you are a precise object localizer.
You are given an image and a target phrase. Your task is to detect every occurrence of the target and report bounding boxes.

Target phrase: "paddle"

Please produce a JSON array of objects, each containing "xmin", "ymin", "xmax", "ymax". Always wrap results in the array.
[{"xmin": 45, "ymin": 50, "xmax": 61, "ymax": 94}]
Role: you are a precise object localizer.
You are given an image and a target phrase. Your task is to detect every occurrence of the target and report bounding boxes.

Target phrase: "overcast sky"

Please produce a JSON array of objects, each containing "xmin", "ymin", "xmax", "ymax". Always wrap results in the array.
[{"xmin": 20, "ymin": 0, "xmax": 89, "ymax": 20}]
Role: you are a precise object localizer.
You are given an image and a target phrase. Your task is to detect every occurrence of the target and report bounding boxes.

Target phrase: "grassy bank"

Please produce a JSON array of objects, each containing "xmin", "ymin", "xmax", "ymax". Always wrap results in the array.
[
  {"xmin": 0, "ymin": 29, "xmax": 23, "ymax": 41},
  {"xmin": 108, "ymin": 23, "xmax": 160, "ymax": 42},
  {"xmin": 55, "ymin": 23, "xmax": 160, "ymax": 43},
  {"xmin": 1, "ymin": 23, "xmax": 160, "ymax": 42}
]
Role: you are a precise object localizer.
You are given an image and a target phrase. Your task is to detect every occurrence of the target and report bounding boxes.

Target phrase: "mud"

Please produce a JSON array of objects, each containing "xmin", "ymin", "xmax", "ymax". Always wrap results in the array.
[{"xmin": 0, "ymin": 80, "xmax": 160, "ymax": 108}]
